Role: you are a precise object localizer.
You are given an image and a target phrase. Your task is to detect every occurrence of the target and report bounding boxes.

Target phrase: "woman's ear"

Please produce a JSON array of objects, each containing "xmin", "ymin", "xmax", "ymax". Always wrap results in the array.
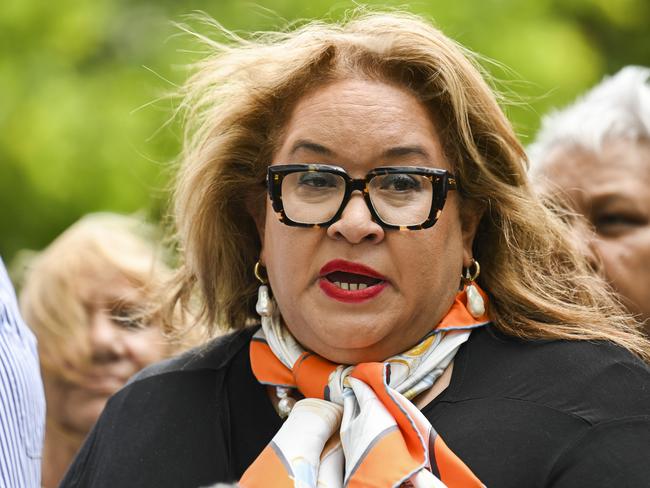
[
  {"xmin": 460, "ymin": 201, "xmax": 485, "ymax": 267},
  {"xmin": 246, "ymin": 195, "xmax": 267, "ymax": 258}
]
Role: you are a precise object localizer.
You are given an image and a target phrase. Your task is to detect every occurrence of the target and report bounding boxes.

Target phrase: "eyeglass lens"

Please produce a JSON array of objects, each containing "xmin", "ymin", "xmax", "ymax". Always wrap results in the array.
[{"xmin": 281, "ymin": 170, "xmax": 434, "ymax": 226}]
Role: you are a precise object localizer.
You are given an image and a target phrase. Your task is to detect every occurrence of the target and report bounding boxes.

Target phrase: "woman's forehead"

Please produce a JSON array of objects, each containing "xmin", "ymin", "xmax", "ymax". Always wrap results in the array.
[
  {"xmin": 274, "ymin": 79, "xmax": 448, "ymax": 170},
  {"xmin": 541, "ymin": 139, "xmax": 650, "ymax": 192},
  {"xmin": 77, "ymin": 271, "xmax": 144, "ymax": 306},
  {"xmin": 283, "ymin": 79, "xmax": 436, "ymax": 136}
]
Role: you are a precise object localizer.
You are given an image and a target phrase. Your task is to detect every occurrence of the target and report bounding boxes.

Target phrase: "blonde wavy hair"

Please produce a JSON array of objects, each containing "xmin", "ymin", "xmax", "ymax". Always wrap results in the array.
[
  {"xmin": 19, "ymin": 213, "xmax": 181, "ymax": 382},
  {"xmin": 168, "ymin": 9, "xmax": 649, "ymax": 360}
]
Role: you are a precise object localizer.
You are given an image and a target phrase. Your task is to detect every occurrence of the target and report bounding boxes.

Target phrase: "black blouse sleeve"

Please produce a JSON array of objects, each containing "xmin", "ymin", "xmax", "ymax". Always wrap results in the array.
[
  {"xmin": 58, "ymin": 417, "xmax": 99, "ymax": 487},
  {"xmin": 59, "ymin": 368, "xmax": 231, "ymax": 488}
]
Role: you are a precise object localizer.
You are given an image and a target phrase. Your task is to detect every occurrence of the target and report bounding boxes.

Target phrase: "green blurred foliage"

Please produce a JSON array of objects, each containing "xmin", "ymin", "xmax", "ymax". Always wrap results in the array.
[{"xmin": 1, "ymin": 0, "xmax": 649, "ymax": 262}]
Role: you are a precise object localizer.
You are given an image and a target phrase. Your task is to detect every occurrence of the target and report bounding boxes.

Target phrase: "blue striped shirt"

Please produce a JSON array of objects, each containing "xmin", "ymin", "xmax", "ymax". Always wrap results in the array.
[{"xmin": 0, "ymin": 258, "xmax": 45, "ymax": 488}]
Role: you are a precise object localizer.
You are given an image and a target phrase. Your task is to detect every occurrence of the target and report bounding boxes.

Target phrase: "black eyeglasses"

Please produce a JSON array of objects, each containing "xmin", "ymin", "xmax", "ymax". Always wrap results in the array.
[{"xmin": 266, "ymin": 164, "xmax": 457, "ymax": 230}]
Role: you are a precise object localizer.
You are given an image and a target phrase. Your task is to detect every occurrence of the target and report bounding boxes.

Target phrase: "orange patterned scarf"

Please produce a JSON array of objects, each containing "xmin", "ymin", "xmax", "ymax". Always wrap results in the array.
[{"xmin": 241, "ymin": 287, "xmax": 489, "ymax": 488}]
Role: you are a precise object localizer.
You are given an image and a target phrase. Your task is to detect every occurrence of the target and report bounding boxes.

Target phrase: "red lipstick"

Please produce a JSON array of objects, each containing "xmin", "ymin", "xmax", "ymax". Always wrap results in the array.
[{"xmin": 318, "ymin": 259, "xmax": 388, "ymax": 303}]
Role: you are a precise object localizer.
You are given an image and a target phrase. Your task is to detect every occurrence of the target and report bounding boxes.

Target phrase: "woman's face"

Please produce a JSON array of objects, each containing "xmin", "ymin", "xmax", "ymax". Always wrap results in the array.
[
  {"xmin": 536, "ymin": 138, "xmax": 650, "ymax": 333},
  {"xmin": 44, "ymin": 271, "xmax": 169, "ymax": 436},
  {"xmin": 259, "ymin": 79, "xmax": 480, "ymax": 363}
]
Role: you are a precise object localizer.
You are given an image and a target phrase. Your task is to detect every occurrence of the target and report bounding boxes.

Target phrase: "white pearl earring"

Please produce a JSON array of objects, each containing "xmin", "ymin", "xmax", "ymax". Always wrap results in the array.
[
  {"xmin": 464, "ymin": 259, "xmax": 485, "ymax": 318},
  {"xmin": 256, "ymin": 284, "xmax": 273, "ymax": 317},
  {"xmin": 254, "ymin": 261, "xmax": 274, "ymax": 318}
]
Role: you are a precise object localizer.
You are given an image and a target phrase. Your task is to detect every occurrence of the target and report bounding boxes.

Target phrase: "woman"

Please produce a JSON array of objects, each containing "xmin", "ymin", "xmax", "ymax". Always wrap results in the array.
[
  {"xmin": 19, "ymin": 213, "xmax": 181, "ymax": 488},
  {"xmin": 528, "ymin": 66, "xmax": 650, "ymax": 335},
  {"xmin": 61, "ymin": 11, "xmax": 650, "ymax": 488}
]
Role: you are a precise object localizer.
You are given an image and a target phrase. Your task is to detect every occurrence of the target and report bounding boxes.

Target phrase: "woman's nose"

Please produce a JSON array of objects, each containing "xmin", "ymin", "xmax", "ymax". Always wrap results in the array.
[
  {"xmin": 584, "ymin": 237, "xmax": 604, "ymax": 275},
  {"xmin": 326, "ymin": 193, "xmax": 385, "ymax": 244},
  {"xmin": 88, "ymin": 310, "xmax": 126, "ymax": 361}
]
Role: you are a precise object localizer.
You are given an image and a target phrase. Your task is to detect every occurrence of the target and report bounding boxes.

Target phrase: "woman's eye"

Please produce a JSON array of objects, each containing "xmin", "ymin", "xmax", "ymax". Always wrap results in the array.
[
  {"xmin": 379, "ymin": 174, "xmax": 421, "ymax": 192},
  {"xmin": 594, "ymin": 213, "xmax": 646, "ymax": 235},
  {"xmin": 110, "ymin": 306, "xmax": 145, "ymax": 330},
  {"xmin": 297, "ymin": 172, "xmax": 338, "ymax": 189}
]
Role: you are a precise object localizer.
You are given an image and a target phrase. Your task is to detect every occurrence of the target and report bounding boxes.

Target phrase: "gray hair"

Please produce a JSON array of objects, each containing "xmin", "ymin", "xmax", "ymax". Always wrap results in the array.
[{"xmin": 528, "ymin": 65, "xmax": 650, "ymax": 175}]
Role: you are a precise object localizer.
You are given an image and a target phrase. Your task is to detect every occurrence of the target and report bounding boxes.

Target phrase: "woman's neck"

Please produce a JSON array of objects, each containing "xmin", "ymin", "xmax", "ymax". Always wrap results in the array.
[{"xmin": 41, "ymin": 420, "xmax": 85, "ymax": 488}]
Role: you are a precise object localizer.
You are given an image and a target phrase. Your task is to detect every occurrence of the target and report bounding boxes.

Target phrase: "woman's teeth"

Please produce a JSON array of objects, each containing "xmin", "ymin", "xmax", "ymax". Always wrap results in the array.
[{"xmin": 334, "ymin": 282, "xmax": 369, "ymax": 291}]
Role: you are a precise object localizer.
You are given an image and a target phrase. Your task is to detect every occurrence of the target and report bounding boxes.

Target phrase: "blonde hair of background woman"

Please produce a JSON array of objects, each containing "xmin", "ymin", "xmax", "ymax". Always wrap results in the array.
[
  {"xmin": 165, "ymin": 9, "xmax": 649, "ymax": 360},
  {"xmin": 19, "ymin": 212, "xmax": 187, "ymax": 383}
]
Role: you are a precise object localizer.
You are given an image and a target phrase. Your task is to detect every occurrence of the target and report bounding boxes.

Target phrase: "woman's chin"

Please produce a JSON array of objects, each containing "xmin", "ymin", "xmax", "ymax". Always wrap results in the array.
[
  {"xmin": 281, "ymin": 292, "xmax": 423, "ymax": 363},
  {"xmin": 296, "ymin": 326, "xmax": 401, "ymax": 364},
  {"xmin": 316, "ymin": 346, "xmax": 394, "ymax": 365}
]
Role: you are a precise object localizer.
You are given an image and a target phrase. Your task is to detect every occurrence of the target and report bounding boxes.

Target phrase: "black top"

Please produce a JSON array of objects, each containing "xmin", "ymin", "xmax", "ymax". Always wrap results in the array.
[{"xmin": 60, "ymin": 326, "xmax": 650, "ymax": 488}]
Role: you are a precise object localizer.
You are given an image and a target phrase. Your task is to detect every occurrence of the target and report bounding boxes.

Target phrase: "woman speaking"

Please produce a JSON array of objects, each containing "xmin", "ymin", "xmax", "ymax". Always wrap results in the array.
[{"xmin": 61, "ymin": 10, "xmax": 650, "ymax": 488}]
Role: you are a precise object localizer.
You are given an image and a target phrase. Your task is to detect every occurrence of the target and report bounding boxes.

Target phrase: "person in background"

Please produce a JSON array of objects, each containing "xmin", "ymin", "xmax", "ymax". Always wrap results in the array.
[
  {"xmin": 529, "ymin": 66, "xmax": 650, "ymax": 335},
  {"xmin": 0, "ymin": 257, "xmax": 45, "ymax": 488},
  {"xmin": 18, "ymin": 213, "xmax": 182, "ymax": 488}
]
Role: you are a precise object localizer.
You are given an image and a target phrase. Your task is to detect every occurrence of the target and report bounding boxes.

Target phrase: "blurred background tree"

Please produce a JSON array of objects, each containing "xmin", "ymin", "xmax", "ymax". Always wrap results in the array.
[{"xmin": 2, "ymin": 0, "xmax": 649, "ymax": 264}]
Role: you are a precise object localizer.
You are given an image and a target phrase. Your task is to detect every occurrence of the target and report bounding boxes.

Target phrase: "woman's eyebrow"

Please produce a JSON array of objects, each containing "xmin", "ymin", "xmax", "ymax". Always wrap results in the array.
[
  {"xmin": 590, "ymin": 192, "xmax": 644, "ymax": 212},
  {"xmin": 289, "ymin": 141, "xmax": 431, "ymax": 160},
  {"xmin": 382, "ymin": 145, "xmax": 430, "ymax": 159},
  {"xmin": 289, "ymin": 140, "xmax": 336, "ymax": 157}
]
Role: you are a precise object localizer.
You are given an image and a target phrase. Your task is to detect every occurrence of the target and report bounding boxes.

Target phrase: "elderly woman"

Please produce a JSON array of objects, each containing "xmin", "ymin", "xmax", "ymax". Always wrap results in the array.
[
  {"xmin": 61, "ymin": 12, "xmax": 650, "ymax": 488},
  {"xmin": 19, "ymin": 213, "xmax": 179, "ymax": 488},
  {"xmin": 528, "ymin": 66, "xmax": 650, "ymax": 335}
]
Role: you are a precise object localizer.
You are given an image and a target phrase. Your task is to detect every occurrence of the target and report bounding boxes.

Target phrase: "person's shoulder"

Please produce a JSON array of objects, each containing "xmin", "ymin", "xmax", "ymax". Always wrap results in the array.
[
  {"xmin": 128, "ymin": 325, "xmax": 259, "ymax": 385},
  {"xmin": 91, "ymin": 325, "xmax": 259, "ymax": 433},
  {"xmin": 0, "ymin": 257, "xmax": 36, "ymax": 344},
  {"xmin": 460, "ymin": 325, "xmax": 650, "ymax": 422},
  {"xmin": 469, "ymin": 324, "xmax": 649, "ymax": 376}
]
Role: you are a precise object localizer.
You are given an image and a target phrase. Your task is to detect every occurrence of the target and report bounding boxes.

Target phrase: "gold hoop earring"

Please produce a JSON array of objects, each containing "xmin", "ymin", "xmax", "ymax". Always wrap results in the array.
[
  {"xmin": 254, "ymin": 261, "xmax": 268, "ymax": 284},
  {"xmin": 463, "ymin": 259, "xmax": 481, "ymax": 283}
]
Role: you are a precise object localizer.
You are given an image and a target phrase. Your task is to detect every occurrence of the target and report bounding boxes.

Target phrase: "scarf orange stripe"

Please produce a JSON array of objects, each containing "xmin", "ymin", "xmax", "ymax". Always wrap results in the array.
[
  {"xmin": 346, "ymin": 428, "xmax": 419, "ymax": 487},
  {"xmin": 293, "ymin": 353, "xmax": 338, "ymax": 399},
  {"xmin": 240, "ymin": 444, "xmax": 294, "ymax": 487},
  {"xmin": 351, "ymin": 363, "xmax": 426, "ymax": 461},
  {"xmin": 249, "ymin": 338, "xmax": 294, "ymax": 386},
  {"xmin": 433, "ymin": 436, "xmax": 483, "ymax": 487}
]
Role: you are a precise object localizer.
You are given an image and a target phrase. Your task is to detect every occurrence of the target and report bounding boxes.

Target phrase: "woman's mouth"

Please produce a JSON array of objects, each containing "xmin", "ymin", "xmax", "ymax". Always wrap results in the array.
[
  {"xmin": 318, "ymin": 260, "xmax": 388, "ymax": 303},
  {"xmin": 324, "ymin": 271, "xmax": 382, "ymax": 290},
  {"xmin": 74, "ymin": 375, "xmax": 126, "ymax": 397}
]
